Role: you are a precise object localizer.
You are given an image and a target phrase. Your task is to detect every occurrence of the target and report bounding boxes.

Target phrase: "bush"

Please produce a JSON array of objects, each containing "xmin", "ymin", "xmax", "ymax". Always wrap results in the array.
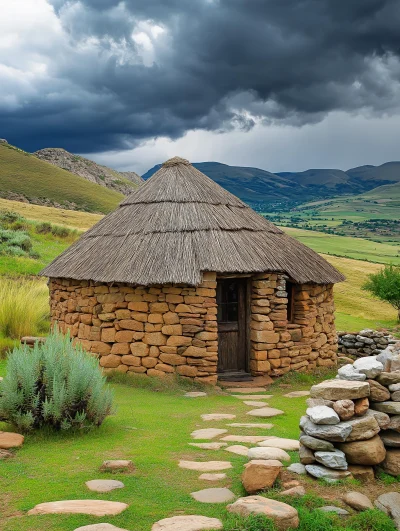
[
  {"xmin": 35, "ymin": 221, "xmax": 52, "ymax": 234},
  {"xmin": 0, "ymin": 228, "xmax": 33, "ymax": 255},
  {"xmin": 0, "ymin": 329, "xmax": 114, "ymax": 431},
  {"xmin": 0, "ymin": 278, "xmax": 49, "ymax": 339}
]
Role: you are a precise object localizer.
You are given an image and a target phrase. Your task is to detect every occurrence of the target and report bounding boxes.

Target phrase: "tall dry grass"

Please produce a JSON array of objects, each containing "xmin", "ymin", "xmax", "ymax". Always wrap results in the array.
[{"xmin": 0, "ymin": 278, "xmax": 49, "ymax": 339}]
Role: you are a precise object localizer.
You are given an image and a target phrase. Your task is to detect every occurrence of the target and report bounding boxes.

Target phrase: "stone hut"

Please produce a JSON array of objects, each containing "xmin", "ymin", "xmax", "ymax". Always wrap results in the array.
[{"xmin": 41, "ymin": 157, "xmax": 344, "ymax": 385}]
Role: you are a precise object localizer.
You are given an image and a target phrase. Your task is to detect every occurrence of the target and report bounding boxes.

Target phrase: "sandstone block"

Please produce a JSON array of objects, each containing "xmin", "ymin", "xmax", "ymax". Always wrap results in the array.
[
  {"xmin": 338, "ymin": 435, "xmax": 386, "ymax": 465},
  {"xmin": 381, "ymin": 449, "xmax": 400, "ymax": 476},
  {"xmin": 119, "ymin": 320, "xmax": 144, "ymax": 332},
  {"xmin": 185, "ymin": 346, "xmax": 207, "ymax": 358},
  {"xmin": 111, "ymin": 343, "xmax": 130, "ymax": 355},
  {"xmin": 149, "ymin": 302, "xmax": 169, "ymax": 313},
  {"xmin": 156, "ymin": 363, "xmax": 174, "ymax": 373},
  {"xmin": 91, "ymin": 342, "xmax": 111, "ymax": 355},
  {"xmin": 121, "ymin": 355, "xmax": 141, "ymax": 366},
  {"xmin": 166, "ymin": 336, "xmax": 192, "ymax": 347},
  {"xmin": 115, "ymin": 309, "xmax": 131, "ymax": 320},
  {"xmin": 147, "ymin": 369, "xmax": 167, "ymax": 378},
  {"xmin": 177, "ymin": 365, "xmax": 198, "ymax": 377},
  {"xmin": 142, "ymin": 332, "xmax": 167, "ymax": 346},
  {"xmin": 141, "ymin": 357, "xmax": 158, "ymax": 368},
  {"xmin": 99, "ymin": 355, "xmax": 121, "ymax": 368},
  {"xmin": 227, "ymin": 496, "xmax": 299, "ymax": 530},
  {"xmin": 128, "ymin": 301, "xmax": 149, "ymax": 312},
  {"xmin": 161, "ymin": 325, "xmax": 183, "ymax": 336},
  {"xmin": 101, "ymin": 328, "xmax": 116, "ymax": 343},
  {"xmin": 250, "ymin": 331, "xmax": 280, "ymax": 343},
  {"xmin": 115, "ymin": 330, "xmax": 133, "ymax": 342},
  {"xmin": 242, "ymin": 459, "xmax": 283, "ymax": 494},
  {"xmin": 159, "ymin": 353, "xmax": 186, "ymax": 366},
  {"xmin": 130, "ymin": 342, "xmax": 150, "ymax": 356},
  {"xmin": 310, "ymin": 380, "xmax": 370, "ymax": 401}
]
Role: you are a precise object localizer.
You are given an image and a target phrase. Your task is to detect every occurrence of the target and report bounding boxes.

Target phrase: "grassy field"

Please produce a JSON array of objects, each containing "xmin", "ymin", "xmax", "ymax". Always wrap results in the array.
[
  {"xmin": 0, "ymin": 143, "xmax": 123, "ymax": 214},
  {"xmin": 0, "ymin": 364, "xmax": 397, "ymax": 531},
  {"xmin": 282, "ymin": 227, "xmax": 400, "ymax": 265}
]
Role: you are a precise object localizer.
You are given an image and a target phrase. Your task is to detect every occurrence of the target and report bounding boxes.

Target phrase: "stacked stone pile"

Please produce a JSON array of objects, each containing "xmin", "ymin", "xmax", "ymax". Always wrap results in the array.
[
  {"xmin": 338, "ymin": 329, "xmax": 399, "ymax": 358},
  {"xmin": 299, "ymin": 347, "xmax": 400, "ymax": 480}
]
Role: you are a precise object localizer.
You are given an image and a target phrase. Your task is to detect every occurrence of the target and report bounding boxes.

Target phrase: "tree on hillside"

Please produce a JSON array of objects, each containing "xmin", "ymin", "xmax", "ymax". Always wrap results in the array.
[{"xmin": 363, "ymin": 265, "xmax": 400, "ymax": 321}]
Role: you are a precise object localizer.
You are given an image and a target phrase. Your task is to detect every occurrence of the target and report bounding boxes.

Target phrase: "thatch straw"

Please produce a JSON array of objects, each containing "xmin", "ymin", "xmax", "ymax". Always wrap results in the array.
[{"xmin": 41, "ymin": 157, "xmax": 345, "ymax": 286}]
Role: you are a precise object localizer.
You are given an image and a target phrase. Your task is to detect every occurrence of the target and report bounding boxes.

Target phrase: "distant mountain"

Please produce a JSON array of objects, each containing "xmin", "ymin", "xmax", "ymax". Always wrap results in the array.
[
  {"xmin": 0, "ymin": 142, "xmax": 123, "ymax": 213},
  {"xmin": 347, "ymin": 161, "xmax": 400, "ymax": 183},
  {"xmin": 35, "ymin": 148, "xmax": 142, "ymax": 195},
  {"xmin": 143, "ymin": 161, "xmax": 392, "ymax": 206}
]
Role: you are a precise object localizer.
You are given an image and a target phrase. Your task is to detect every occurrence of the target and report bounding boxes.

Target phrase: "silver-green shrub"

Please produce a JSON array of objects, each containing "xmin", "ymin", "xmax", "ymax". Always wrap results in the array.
[{"xmin": 0, "ymin": 329, "xmax": 114, "ymax": 431}]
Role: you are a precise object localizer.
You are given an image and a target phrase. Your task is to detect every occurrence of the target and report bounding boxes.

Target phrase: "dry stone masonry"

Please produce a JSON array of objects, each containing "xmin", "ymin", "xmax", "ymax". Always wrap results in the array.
[
  {"xmin": 49, "ymin": 272, "xmax": 338, "ymax": 382},
  {"xmin": 338, "ymin": 329, "xmax": 398, "ymax": 358},
  {"xmin": 299, "ymin": 342, "xmax": 400, "ymax": 480}
]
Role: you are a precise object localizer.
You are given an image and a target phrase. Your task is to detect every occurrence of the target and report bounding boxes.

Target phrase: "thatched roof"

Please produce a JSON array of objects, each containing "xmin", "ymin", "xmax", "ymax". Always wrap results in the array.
[{"xmin": 41, "ymin": 157, "xmax": 345, "ymax": 285}]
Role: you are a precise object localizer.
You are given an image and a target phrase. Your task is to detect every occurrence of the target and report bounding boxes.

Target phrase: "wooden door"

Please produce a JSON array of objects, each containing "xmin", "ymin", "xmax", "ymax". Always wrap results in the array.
[{"xmin": 217, "ymin": 278, "xmax": 248, "ymax": 373}]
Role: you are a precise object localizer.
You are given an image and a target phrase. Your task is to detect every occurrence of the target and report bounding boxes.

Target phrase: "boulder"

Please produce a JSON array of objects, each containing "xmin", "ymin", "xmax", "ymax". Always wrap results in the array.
[
  {"xmin": 101, "ymin": 460, "xmax": 134, "ymax": 472},
  {"xmin": 347, "ymin": 465, "xmax": 375, "ymax": 483},
  {"xmin": 248, "ymin": 447, "xmax": 290, "ymax": 462},
  {"xmin": 333, "ymin": 400, "xmax": 355, "ymax": 421},
  {"xmin": 227, "ymin": 496, "xmax": 299, "ymax": 530},
  {"xmin": 389, "ymin": 383, "xmax": 400, "ymax": 392},
  {"xmin": 365, "ymin": 409, "xmax": 391, "ymax": 430},
  {"xmin": 300, "ymin": 416, "xmax": 352, "ymax": 442},
  {"xmin": 151, "ymin": 515, "xmax": 223, "ymax": 531},
  {"xmin": 287, "ymin": 463, "xmax": 306, "ymax": 475},
  {"xmin": 374, "ymin": 492, "xmax": 400, "ymax": 531},
  {"xmin": 380, "ymin": 430, "xmax": 400, "ymax": 447},
  {"xmin": 371, "ymin": 401, "xmax": 400, "ymax": 415},
  {"xmin": 368, "ymin": 380, "xmax": 391, "ymax": 402},
  {"xmin": 305, "ymin": 464, "xmax": 351, "ymax": 481},
  {"xmin": 280, "ymin": 486, "xmax": 305, "ymax": 497},
  {"xmin": 377, "ymin": 372, "xmax": 400, "ymax": 386},
  {"xmin": 392, "ymin": 391, "xmax": 400, "ymax": 402},
  {"xmin": 314, "ymin": 449, "xmax": 347, "ymax": 470},
  {"xmin": 310, "ymin": 380, "xmax": 369, "ymax": 401},
  {"xmin": 306, "ymin": 406, "xmax": 340, "ymax": 425},
  {"xmin": 306, "ymin": 398, "xmax": 334, "ymax": 408},
  {"xmin": 388, "ymin": 415, "xmax": 400, "ymax": 433},
  {"xmin": 242, "ymin": 459, "xmax": 283, "ymax": 493},
  {"xmin": 337, "ymin": 364, "xmax": 366, "ymax": 381},
  {"xmin": 353, "ymin": 357, "xmax": 383, "ymax": 379},
  {"xmin": 338, "ymin": 435, "xmax": 386, "ymax": 465},
  {"xmin": 345, "ymin": 415, "xmax": 380, "ymax": 442},
  {"xmin": 299, "ymin": 435, "xmax": 335, "ymax": 452},
  {"xmin": 299, "ymin": 443, "xmax": 315, "ymax": 464},
  {"xmin": 318, "ymin": 506, "xmax": 349, "ymax": 516},
  {"xmin": 381, "ymin": 449, "xmax": 400, "ymax": 476},
  {"xmin": 343, "ymin": 492, "xmax": 373, "ymax": 511},
  {"xmin": 354, "ymin": 397, "xmax": 369, "ymax": 416}
]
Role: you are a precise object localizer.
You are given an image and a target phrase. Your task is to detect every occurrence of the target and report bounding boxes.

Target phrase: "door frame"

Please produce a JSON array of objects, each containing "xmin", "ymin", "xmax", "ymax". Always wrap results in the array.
[{"xmin": 216, "ymin": 274, "xmax": 251, "ymax": 374}]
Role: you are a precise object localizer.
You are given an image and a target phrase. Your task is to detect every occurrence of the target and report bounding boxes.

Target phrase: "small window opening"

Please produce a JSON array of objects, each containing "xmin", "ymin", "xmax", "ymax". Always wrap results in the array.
[{"xmin": 287, "ymin": 282, "xmax": 296, "ymax": 323}]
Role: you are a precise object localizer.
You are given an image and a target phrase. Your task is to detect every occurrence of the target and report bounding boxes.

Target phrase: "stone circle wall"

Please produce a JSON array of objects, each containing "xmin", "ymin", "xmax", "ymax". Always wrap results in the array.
[
  {"xmin": 49, "ymin": 273, "xmax": 219, "ymax": 385},
  {"xmin": 49, "ymin": 272, "xmax": 338, "ymax": 383},
  {"xmin": 250, "ymin": 274, "xmax": 337, "ymax": 377}
]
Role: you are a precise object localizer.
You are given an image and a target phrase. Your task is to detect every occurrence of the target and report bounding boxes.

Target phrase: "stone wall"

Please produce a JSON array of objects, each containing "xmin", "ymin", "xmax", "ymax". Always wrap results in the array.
[
  {"xmin": 49, "ymin": 272, "xmax": 338, "ymax": 383},
  {"xmin": 250, "ymin": 274, "xmax": 337, "ymax": 377},
  {"xmin": 338, "ymin": 329, "xmax": 398, "ymax": 358},
  {"xmin": 49, "ymin": 273, "xmax": 219, "ymax": 385}
]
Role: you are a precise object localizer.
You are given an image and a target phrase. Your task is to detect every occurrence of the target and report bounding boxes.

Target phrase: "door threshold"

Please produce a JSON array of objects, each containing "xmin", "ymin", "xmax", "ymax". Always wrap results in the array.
[{"xmin": 218, "ymin": 371, "xmax": 253, "ymax": 382}]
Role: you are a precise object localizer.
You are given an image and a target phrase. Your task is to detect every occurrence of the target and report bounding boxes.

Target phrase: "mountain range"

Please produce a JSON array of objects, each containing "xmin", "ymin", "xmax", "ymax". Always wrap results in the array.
[{"xmin": 143, "ymin": 161, "xmax": 400, "ymax": 206}]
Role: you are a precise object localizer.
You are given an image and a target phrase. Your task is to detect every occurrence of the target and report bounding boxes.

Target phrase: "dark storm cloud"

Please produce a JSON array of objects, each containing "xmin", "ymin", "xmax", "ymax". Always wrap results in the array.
[{"xmin": 3, "ymin": 0, "xmax": 400, "ymax": 152}]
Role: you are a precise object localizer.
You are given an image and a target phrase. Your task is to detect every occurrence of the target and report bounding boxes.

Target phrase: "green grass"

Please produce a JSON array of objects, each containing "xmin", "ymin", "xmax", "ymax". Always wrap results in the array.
[
  {"xmin": 0, "ymin": 143, "xmax": 123, "ymax": 214},
  {"xmin": 282, "ymin": 227, "xmax": 400, "ymax": 265}
]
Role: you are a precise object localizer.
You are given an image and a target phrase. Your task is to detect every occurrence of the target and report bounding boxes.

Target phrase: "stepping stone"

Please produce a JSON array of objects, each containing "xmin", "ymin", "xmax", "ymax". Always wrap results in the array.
[
  {"xmin": 101, "ymin": 460, "xmax": 134, "ymax": 472},
  {"xmin": 190, "ymin": 487, "xmax": 235, "ymax": 503},
  {"xmin": 221, "ymin": 435, "xmax": 270, "ymax": 444},
  {"xmin": 228, "ymin": 496, "xmax": 299, "ymax": 530},
  {"xmin": 232, "ymin": 395, "xmax": 272, "ymax": 400},
  {"xmin": 228, "ymin": 423, "xmax": 273, "ymax": 429},
  {"xmin": 287, "ymin": 463, "xmax": 306, "ymax": 475},
  {"xmin": 152, "ymin": 515, "xmax": 223, "ymax": 531},
  {"xmin": 28, "ymin": 500, "xmax": 128, "ymax": 516},
  {"xmin": 199, "ymin": 473, "xmax": 226, "ymax": 481},
  {"xmin": 74, "ymin": 525, "xmax": 129, "ymax": 531},
  {"xmin": 280, "ymin": 486, "xmax": 305, "ymax": 497},
  {"xmin": 0, "ymin": 432, "xmax": 24, "ymax": 449},
  {"xmin": 189, "ymin": 443, "xmax": 227, "ymax": 450},
  {"xmin": 248, "ymin": 447, "xmax": 291, "ymax": 462},
  {"xmin": 257, "ymin": 437, "xmax": 300, "ymax": 451},
  {"xmin": 228, "ymin": 387, "xmax": 266, "ymax": 394},
  {"xmin": 201, "ymin": 414, "xmax": 236, "ymax": 421},
  {"xmin": 243, "ymin": 401, "xmax": 269, "ymax": 407},
  {"xmin": 318, "ymin": 506, "xmax": 349, "ymax": 516},
  {"xmin": 283, "ymin": 391, "xmax": 310, "ymax": 398},
  {"xmin": 185, "ymin": 392, "xmax": 207, "ymax": 398},
  {"xmin": 178, "ymin": 460, "xmax": 232, "ymax": 471},
  {"xmin": 343, "ymin": 492, "xmax": 373, "ymax": 511},
  {"xmin": 247, "ymin": 407, "xmax": 284, "ymax": 418},
  {"xmin": 225, "ymin": 445, "xmax": 249, "ymax": 456},
  {"xmin": 85, "ymin": 480, "xmax": 124, "ymax": 493},
  {"xmin": 191, "ymin": 429, "xmax": 227, "ymax": 440}
]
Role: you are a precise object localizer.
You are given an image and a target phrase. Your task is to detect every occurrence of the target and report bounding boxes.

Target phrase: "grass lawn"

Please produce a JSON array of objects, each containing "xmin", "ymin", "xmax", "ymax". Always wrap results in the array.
[{"xmin": 0, "ymin": 363, "xmax": 398, "ymax": 531}]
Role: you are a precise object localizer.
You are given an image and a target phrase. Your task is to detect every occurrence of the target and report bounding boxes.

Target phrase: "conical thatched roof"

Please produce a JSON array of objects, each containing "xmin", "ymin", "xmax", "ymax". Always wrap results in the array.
[{"xmin": 41, "ymin": 157, "xmax": 345, "ymax": 286}]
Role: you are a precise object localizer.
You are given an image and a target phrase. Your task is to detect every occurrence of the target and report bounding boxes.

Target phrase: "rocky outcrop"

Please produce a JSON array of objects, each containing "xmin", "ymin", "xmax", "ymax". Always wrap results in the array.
[{"xmin": 35, "ymin": 148, "xmax": 142, "ymax": 195}]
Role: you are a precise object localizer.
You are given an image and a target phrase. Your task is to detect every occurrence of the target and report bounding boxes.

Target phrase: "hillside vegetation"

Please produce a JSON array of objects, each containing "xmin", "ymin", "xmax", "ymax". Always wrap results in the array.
[
  {"xmin": 0, "ymin": 143, "xmax": 123, "ymax": 213},
  {"xmin": 35, "ymin": 148, "xmax": 142, "ymax": 195}
]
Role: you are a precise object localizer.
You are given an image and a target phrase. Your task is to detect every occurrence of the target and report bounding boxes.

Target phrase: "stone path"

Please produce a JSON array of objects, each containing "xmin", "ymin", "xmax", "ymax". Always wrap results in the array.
[
  {"xmin": 247, "ymin": 407, "xmax": 284, "ymax": 418},
  {"xmin": 283, "ymin": 391, "xmax": 310, "ymax": 398},
  {"xmin": 191, "ymin": 488, "xmax": 235, "ymax": 503},
  {"xmin": 248, "ymin": 447, "xmax": 291, "ymax": 461},
  {"xmin": 199, "ymin": 473, "xmax": 226, "ymax": 481},
  {"xmin": 232, "ymin": 395, "xmax": 272, "ymax": 400},
  {"xmin": 179, "ymin": 460, "xmax": 233, "ymax": 471},
  {"xmin": 201, "ymin": 414, "xmax": 236, "ymax": 421},
  {"xmin": 189, "ymin": 442, "xmax": 227, "ymax": 450},
  {"xmin": 225, "ymin": 445, "xmax": 249, "ymax": 456},
  {"xmin": 74, "ymin": 525, "xmax": 128, "ymax": 531},
  {"xmin": 191, "ymin": 428, "xmax": 227, "ymax": 439},
  {"xmin": 101, "ymin": 460, "xmax": 134, "ymax": 472},
  {"xmin": 228, "ymin": 496, "xmax": 299, "ymax": 530},
  {"xmin": 221, "ymin": 435, "xmax": 270, "ymax": 443},
  {"xmin": 229, "ymin": 387, "xmax": 268, "ymax": 393},
  {"xmin": 228, "ymin": 422, "xmax": 274, "ymax": 429},
  {"xmin": 152, "ymin": 515, "xmax": 223, "ymax": 531},
  {"xmin": 243, "ymin": 401, "xmax": 269, "ymax": 407},
  {"xmin": 85, "ymin": 480, "xmax": 124, "ymax": 493},
  {"xmin": 28, "ymin": 500, "xmax": 128, "ymax": 516},
  {"xmin": 257, "ymin": 437, "xmax": 300, "ymax": 450}
]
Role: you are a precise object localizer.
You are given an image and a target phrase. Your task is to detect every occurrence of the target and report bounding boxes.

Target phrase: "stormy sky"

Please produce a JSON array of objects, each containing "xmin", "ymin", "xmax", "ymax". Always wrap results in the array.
[{"xmin": 1, "ymin": 0, "xmax": 400, "ymax": 174}]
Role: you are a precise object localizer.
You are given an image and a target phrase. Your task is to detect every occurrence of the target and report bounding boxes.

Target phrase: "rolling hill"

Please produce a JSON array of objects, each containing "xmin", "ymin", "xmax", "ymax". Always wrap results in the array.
[
  {"xmin": 0, "ymin": 142, "xmax": 123, "ymax": 213},
  {"xmin": 35, "ymin": 147, "xmax": 142, "ymax": 195}
]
